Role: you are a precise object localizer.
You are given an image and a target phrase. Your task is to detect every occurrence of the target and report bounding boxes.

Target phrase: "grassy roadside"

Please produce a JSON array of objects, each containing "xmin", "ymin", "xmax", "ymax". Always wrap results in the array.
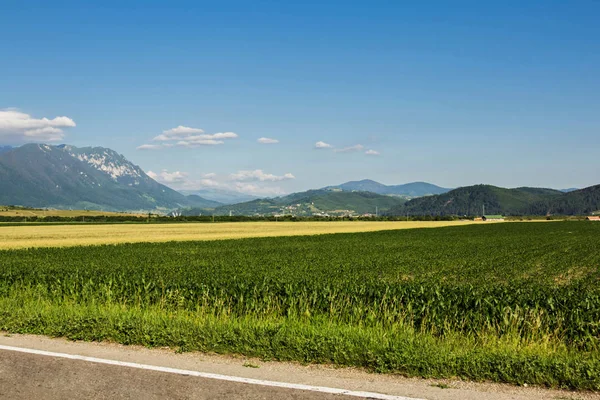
[{"xmin": 1, "ymin": 292, "xmax": 598, "ymax": 390}]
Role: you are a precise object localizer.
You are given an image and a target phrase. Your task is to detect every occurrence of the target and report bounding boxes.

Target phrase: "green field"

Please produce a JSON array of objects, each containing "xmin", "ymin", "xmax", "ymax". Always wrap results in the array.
[{"xmin": 1, "ymin": 222, "xmax": 599, "ymax": 389}]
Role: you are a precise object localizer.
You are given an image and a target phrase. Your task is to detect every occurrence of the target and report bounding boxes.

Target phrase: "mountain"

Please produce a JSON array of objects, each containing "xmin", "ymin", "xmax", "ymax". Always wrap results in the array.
[
  {"xmin": 192, "ymin": 189, "xmax": 406, "ymax": 216},
  {"xmin": 0, "ymin": 143, "xmax": 214, "ymax": 211},
  {"xmin": 388, "ymin": 184, "xmax": 600, "ymax": 216},
  {"xmin": 545, "ymin": 185, "xmax": 600, "ymax": 215},
  {"xmin": 0, "ymin": 145, "xmax": 13, "ymax": 155},
  {"xmin": 387, "ymin": 181, "xmax": 452, "ymax": 197},
  {"xmin": 180, "ymin": 188, "xmax": 259, "ymax": 205},
  {"xmin": 560, "ymin": 188, "xmax": 579, "ymax": 193},
  {"xmin": 326, "ymin": 179, "xmax": 450, "ymax": 197},
  {"xmin": 326, "ymin": 179, "xmax": 389, "ymax": 194},
  {"xmin": 183, "ymin": 194, "xmax": 223, "ymax": 209},
  {"xmin": 388, "ymin": 185, "xmax": 565, "ymax": 216}
]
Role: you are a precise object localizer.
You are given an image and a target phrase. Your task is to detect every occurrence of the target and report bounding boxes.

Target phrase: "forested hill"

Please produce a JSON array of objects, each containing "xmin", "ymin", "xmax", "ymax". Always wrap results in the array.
[
  {"xmin": 545, "ymin": 184, "xmax": 600, "ymax": 215},
  {"xmin": 187, "ymin": 189, "xmax": 406, "ymax": 216},
  {"xmin": 388, "ymin": 184, "xmax": 600, "ymax": 216}
]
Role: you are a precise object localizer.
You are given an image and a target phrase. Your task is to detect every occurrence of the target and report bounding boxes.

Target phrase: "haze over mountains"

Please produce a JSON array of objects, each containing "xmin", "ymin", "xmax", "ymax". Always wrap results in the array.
[
  {"xmin": 0, "ymin": 143, "xmax": 598, "ymax": 216},
  {"xmin": 325, "ymin": 179, "xmax": 450, "ymax": 197},
  {"xmin": 0, "ymin": 146, "xmax": 14, "ymax": 155},
  {"xmin": 180, "ymin": 188, "xmax": 259, "ymax": 205}
]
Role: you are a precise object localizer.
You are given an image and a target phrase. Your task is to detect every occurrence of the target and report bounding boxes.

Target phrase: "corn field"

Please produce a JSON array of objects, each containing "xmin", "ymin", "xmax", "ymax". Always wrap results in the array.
[{"xmin": 1, "ymin": 221, "xmax": 599, "ymax": 388}]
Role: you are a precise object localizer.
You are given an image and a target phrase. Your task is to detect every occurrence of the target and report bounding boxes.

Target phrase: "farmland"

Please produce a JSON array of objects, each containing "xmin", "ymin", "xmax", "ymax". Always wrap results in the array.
[
  {"xmin": 0, "ymin": 222, "xmax": 599, "ymax": 389},
  {"xmin": 0, "ymin": 205, "xmax": 141, "ymax": 218},
  {"xmin": 0, "ymin": 220, "xmax": 477, "ymax": 249}
]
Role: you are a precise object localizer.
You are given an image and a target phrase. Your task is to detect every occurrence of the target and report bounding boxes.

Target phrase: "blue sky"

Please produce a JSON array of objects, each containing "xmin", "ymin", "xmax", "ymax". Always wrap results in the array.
[{"xmin": 1, "ymin": 1, "xmax": 599, "ymax": 195}]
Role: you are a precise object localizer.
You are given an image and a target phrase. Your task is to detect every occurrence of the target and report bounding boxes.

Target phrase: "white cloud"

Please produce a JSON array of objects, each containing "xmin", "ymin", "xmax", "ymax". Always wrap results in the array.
[
  {"xmin": 141, "ymin": 125, "xmax": 238, "ymax": 150},
  {"xmin": 315, "ymin": 141, "xmax": 332, "ymax": 149},
  {"xmin": 200, "ymin": 178, "xmax": 221, "ymax": 187},
  {"xmin": 147, "ymin": 169, "xmax": 188, "ymax": 184},
  {"xmin": 152, "ymin": 134, "xmax": 174, "ymax": 142},
  {"xmin": 164, "ymin": 125, "xmax": 205, "ymax": 136},
  {"xmin": 145, "ymin": 168, "xmax": 292, "ymax": 196},
  {"xmin": 154, "ymin": 129, "xmax": 237, "ymax": 143},
  {"xmin": 230, "ymin": 169, "xmax": 295, "ymax": 182},
  {"xmin": 334, "ymin": 144, "xmax": 364, "ymax": 153},
  {"xmin": 233, "ymin": 182, "xmax": 287, "ymax": 196},
  {"xmin": 257, "ymin": 137, "xmax": 279, "ymax": 144},
  {"xmin": 0, "ymin": 109, "xmax": 76, "ymax": 142},
  {"xmin": 174, "ymin": 133, "xmax": 238, "ymax": 142},
  {"xmin": 23, "ymin": 126, "xmax": 64, "ymax": 138},
  {"xmin": 153, "ymin": 126, "xmax": 205, "ymax": 141},
  {"xmin": 210, "ymin": 132, "xmax": 238, "ymax": 139},
  {"xmin": 196, "ymin": 173, "xmax": 221, "ymax": 188},
  {"xmin": 137, "ymin": 144, "xmax": 164, "ymax": 150},
  {"xmin": 176, "ymin": 139, "xmax": 224, "ymax": 147},
  {"xmin": 314, "ymin": 141, "xmax": 374, "ymax": 155}
]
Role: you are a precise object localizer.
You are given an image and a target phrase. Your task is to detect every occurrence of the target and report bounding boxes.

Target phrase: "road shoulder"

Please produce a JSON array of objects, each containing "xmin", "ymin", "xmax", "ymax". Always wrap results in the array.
[{"xmin": 0, "ymin": 332, "xmax": 595, "ymax": 400}]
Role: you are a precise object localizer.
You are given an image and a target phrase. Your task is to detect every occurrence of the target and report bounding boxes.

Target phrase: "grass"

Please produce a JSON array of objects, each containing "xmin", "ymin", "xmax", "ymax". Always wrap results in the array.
[
  {"xmin": 2, "ymin": 293, "xmax": 598, "ymax": 389},
  {"xmin": 0, "ymin": 220, "xmax": 480, "ymax": 249},
  {"xmin": 430, "ymin": 383, "xmax": 451, "ymax": 389},
  {"xmin": 0, "ymin": 222, "xmax": 598, "ymax": 389}
]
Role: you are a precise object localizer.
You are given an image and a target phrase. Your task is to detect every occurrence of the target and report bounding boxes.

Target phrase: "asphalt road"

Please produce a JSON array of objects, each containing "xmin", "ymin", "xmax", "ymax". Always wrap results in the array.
[{"xmin": 0, "ymin": 350, "xmax": 361, "ymax": 400}]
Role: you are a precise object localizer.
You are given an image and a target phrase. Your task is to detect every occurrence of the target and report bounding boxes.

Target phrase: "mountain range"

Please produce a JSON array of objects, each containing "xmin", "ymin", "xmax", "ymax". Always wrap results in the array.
[
  {"xmin": 0, "ymin": 144, "xmax": 219, "ymax": 211},
  {"xmin": 324, "ymin": 179, "xmax": 450, "ymax": 197},
  {"xmin": 0, "ymin": 143, "xmax": 597, "ymax": 216},
  {"xmin": 193, "ymin": 180, "xmax": 448, "ymax": 217},
  {"xmin": 191, "ymin": 189, "xmax": 406, "ymax": 217},
  {"xmin": 184, "ymin": 183, "xmax": 600, "ymax": 217}
]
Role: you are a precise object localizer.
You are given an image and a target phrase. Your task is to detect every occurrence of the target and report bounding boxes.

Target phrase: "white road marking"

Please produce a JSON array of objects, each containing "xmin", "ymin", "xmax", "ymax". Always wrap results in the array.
[{"xmin": 0, "ymin": 344, "xmax": 426, "ymax": 400}]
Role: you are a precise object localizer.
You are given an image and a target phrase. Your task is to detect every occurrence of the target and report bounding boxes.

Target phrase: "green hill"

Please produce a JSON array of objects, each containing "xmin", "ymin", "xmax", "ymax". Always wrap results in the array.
[
  {"xmin": 195, "ymin": 189, "xmax": 406, "ymax": 216},
  {"xmin": 544, "ymin": 185, "xmax": 600, "ymax": 215},
  {"xmin": 389, "ymin": 185, "xmax": 566, "ymax": 216}
]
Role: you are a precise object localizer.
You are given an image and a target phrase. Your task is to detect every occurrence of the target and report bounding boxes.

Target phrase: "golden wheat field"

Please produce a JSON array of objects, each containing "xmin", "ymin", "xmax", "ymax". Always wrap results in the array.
[{"xmin": 0, "ymin": 221, "xmax": 482, "ymax": 249}]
